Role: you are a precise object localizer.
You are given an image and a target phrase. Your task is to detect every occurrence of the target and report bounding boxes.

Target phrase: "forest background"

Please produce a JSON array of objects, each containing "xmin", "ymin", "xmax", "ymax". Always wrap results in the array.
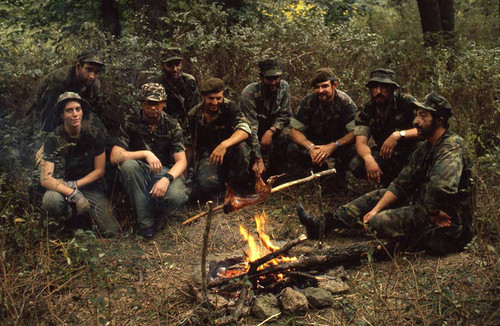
[{"xmin": 0, "ymin": 0, "xmax": 498, "ymax": 324}]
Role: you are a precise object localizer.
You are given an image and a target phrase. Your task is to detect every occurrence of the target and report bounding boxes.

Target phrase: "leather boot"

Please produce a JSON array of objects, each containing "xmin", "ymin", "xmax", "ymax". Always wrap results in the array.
[{"xmin": 296, "ymin": 202, "xmax": 321, "ymax": 239}]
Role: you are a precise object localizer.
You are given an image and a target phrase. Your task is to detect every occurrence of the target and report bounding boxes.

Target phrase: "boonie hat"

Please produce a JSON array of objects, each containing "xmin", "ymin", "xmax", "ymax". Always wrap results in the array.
[
  {"xmin": 140, "ymin": 83, "xmax": 167, "ymax": 102},
  {"xmin": 160, "ymin": 47, "xmax": 183, "ymax": 63},
  {"xmin": 54, "ymin": 91, "xmax": 90, "ymax": 115},
  {"xmin": 258, "ymin": 58, "xmax": 283, "ymax": 77},
  {"xmin": 413, "ymin": 93, "xmax": 452, "ymax": 119},
  {"xmin": 311, "ymin": 68, "xmax": 336, "ymax": 86},
  {"xmin": 365, "ymin": 68, "xmax": 400, "ymax": 88},
  {"xmin": 199, "ymin": 78, "xmax": 225, "ymax": 95},
  {"xmin": 77, "ymin": 48, "xmax": 105, "ymax": 66}
]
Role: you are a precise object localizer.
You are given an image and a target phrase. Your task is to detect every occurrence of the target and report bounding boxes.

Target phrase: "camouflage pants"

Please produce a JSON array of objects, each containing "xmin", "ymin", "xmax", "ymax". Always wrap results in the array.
[
  {"xmin": 42, "ymin": 181, "xmax": 120, "ymax": 237},
  {"xmin": 287, "ymin": 142, "xmax": 357, "ymax": 175},
  {"xmin": 194, "ymin": 142, "xmax": 252, "ymax": 198},
  {"xmin": 335, "ymin": 189, "xmax": 468, "ymax": 255},
  {"xmin": 260, "ymin": 127, "xmax": 290, "ymax": 175},
  {"xmin": 349, "ymin": 147, "xmax": 413, "ymax": 187}
]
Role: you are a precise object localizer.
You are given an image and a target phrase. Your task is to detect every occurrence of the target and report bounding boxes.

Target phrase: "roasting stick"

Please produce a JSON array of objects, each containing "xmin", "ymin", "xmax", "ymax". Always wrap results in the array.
[{"xmin": 182, "ymin": 168, "xmax": 337, "ymax": 226}]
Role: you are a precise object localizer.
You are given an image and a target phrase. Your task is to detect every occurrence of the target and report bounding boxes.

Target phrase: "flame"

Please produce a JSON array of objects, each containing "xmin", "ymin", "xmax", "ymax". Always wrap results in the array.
[{"xmin": 239, "ymin": 211, "xmax": 297, "ymax": 273}]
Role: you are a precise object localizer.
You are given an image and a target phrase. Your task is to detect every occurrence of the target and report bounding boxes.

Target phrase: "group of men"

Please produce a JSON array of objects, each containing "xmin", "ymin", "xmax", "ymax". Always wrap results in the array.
[{"xmin": 31, "ymin": 47, "xmax": 475, "ymax": 255}]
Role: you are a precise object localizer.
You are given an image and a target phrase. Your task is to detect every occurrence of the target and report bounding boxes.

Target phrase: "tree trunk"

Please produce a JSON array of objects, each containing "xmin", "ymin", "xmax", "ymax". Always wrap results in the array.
[
  {"xmin": 437, "ymin": 0, "xmax": 455, "ymax": 44},
  {"xmin": 416, "ymin": 0, "xmax": 442, "ymax": 47},
  {"xmin": 100, "ymin": 0, "xmax": 121, "ymax": 38}
]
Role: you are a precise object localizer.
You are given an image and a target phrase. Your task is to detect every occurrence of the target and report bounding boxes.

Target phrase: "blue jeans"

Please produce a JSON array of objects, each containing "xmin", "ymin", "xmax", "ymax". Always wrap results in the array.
[
  {"xmin": 42, "ymin": 182, "xmax": 120, "ymax": 236},
  {"xmin": 119, "ymin": 160, "xmax": 187, "ymax": 229}
]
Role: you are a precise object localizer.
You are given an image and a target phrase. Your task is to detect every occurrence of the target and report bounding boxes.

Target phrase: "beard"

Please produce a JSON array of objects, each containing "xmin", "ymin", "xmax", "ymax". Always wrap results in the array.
[
  {"xmin": 373, "ymin": 94, "xmax": 389, "ymax": 105},
  {"xmin": 415, "ymin": 119, "xmax": 438, "ymax": 138}
]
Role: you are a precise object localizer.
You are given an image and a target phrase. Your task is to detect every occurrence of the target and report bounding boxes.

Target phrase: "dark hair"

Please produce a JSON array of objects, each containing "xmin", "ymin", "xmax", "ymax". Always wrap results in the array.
[{"xmin": 430, "ymin": 111, "xmax": 450, "ymax": 129}]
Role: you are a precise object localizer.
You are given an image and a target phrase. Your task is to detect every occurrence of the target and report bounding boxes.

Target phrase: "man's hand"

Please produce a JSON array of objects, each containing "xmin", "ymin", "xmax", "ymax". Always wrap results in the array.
[
  {"xmin": 35, "ymin": 145, "xmax": 44, "ymax": 167},
  {"xmin": 364, "ymin": 156, "xmax": 383, "ymax": 184},
  {"xmin": 67, "ymin": 189, "xmax": 90, "ymax": 216},
  {"xmin": 260, "ymin": 130, "xmax": 273, "ymax": 152},
  {"xmin": 252, "ymin": 158, "xmax": 266, "ymax": 177},
  {"xmin": 150, "ymin": 177, "xmax": 170, "ymax": 198},
  {"xmin": 145, "ymin": 151, "xmax": 163, "ymax": 174},
  {"xmin": 310, "ymin": 144, "xmax": 335, "ymax": 166},
  {"xmin": 210, "ymin": 142, "xmax": 228, "ymax": 166},
  {"xmin": 429, "ymin": 210, "xmax": 453, "ymax": 227},
  {"xmin": 380, "ymin": 131, "xmax": 400, "ymax": 160},
  {"xmin": 363, "ymin": 209, "xmax": 379, "ymax": 231}
]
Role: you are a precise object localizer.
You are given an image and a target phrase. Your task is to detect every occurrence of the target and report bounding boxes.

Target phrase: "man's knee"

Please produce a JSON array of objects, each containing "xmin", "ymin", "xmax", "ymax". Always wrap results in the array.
[
  {"xmin": 42, "ymin": 191, "xmax": 67, "ymax": 216},
  {"xmin": 349, "ymin": 155, "xmax": 366, "ymax": 179},
  {"xmin": 165, "ymin": 179, "xmax": 188, "ymax": 207},
  {"xmin": 120, "ymin": 159, "xmax": 141, "ymax": 176}
]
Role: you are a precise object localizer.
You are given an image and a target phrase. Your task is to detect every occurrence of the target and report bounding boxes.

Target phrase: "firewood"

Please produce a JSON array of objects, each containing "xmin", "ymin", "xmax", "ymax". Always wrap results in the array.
[
  {"xmin": 214, "ymin": 285, "xmax": 249, "ymax": 325},
  {"xmin": 182, "ymin": 168, "xmax": 337, "ymax": 226},
  {"xmin": 201, "ymin": 201, "xmax": 215, "ymax": 302}
]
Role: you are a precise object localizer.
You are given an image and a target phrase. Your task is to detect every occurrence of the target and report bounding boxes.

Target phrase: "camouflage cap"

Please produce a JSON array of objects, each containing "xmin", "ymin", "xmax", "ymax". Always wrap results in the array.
[
  {"xmin": 414, "ymin": 93, "xmax": 452, "ymax": 118},
  {"xmin": 258, "ymin": 58, "xmax": 283, "ymax": 77},
  {"xmin": 160, "ymin": 47, "xmax": 183, "ymax": 63},
  {"xmin": 311, "ymin": 68, "xmax": 337, "ymax": 86},
  {"xmin": 365, "ymin": 68, "xmax": 400, "ymax": 88},
  {"xmin": 77, "ymin": 48, "xmax": 105, "ymax": 66},
  {"xmin": 140, "ymin": 83, "xmax": 167, "ymax": 102},
  {"xmin": 54, "ymin": 91, "xmax": 90, "ymax": 114},
  {"xmin": 199, "ymin": 78, "xmax": 225, "ymax": 95}
]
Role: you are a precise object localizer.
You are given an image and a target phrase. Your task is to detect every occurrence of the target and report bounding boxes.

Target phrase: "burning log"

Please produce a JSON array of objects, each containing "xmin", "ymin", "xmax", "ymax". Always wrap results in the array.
[{"xmin": 182, "ymin": 168, "xmax": 337, "ymax": 226}]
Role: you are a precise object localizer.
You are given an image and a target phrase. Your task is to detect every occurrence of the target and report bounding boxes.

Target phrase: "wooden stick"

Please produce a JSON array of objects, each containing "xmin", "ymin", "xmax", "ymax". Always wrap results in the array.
[
  {"xmin": 248, "ymin": 234, "xmax": 307, "ymax": 274},
  {"xmin": 182, "ymin": 168, "xmax": 337, "ymax": 225},
  {"xmin": 201, "ymin": 201, "xmax": 214, "ymax": 302},
  {"xmin": 214, "ymin": 285, "xmax": 248, "ymax": 325}
]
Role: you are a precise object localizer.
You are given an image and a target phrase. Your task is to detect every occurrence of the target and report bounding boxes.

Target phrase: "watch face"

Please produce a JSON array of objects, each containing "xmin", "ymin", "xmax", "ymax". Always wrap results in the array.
[{"xmin": 400, "ymin": 130, "xmax": 406, "ymax": 137}]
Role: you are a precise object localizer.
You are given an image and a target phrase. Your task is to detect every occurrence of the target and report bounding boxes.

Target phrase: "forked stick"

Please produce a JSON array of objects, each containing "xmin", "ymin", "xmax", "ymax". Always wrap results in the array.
[{"xmin": 182, "ymin": 168, "xmax": 337, "ymax": 226}]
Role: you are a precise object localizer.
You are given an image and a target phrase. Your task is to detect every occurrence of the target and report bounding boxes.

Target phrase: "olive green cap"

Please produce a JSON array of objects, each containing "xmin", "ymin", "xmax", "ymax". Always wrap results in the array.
[
  {"xmin": 160, "ymin": 47, "xmax": 183, "ymax": 63},
  {"xmin": 414, "ymin": 93, "xmax": 452, "ymax": 118},
  {"xmin": 199, "ymin": 78, "xmax": 225, "ymax": 95},
  {"xmin": 365, "ymin": 68, "xmax": 400, "ymax": 88},
  {"xmin": 311, "ymin": 68, "xmax": 336, "ymax": 86},
  {"xmin": 77, "ymin": 48, "xmax": 105, "ymax": 66},
  {"xmin": 139, "ymin": 83, "xmax": 167, "ymax": 102},
  {"xmin": 258, "ymin": 58, "xmax": 283, "ymax": 77},
  {"xmin": 54, "ymin": 91, "xmax": 90, "ymax": 114}
]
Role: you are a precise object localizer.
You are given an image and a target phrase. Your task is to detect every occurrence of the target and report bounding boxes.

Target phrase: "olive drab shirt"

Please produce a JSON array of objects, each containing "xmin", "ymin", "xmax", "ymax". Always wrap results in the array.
[
  {"xmin": 152, "ymin": 72, "xmax": 200, "ymax": 146},
  {"xmin": 290, "ymin": 90, "xmax": 356, "ymax": 144},
  {"xmin": 354, "ymin": 92, "xmax": 420, "ymax": 153},
  {"xmin": 240, "ymin": 80, "xmax": 292, "ymax": 158},
  {"xmin": 43, "ymin": 122, "xmax": 104, "ymax": 180},
  {"xmin": 188, "ymin": 98, "xmax": 251, "ymax": 156},
  {"xmin": 387, "ymin": 130, "xmax": 475, "ymax": 248},
  {"xmin": 115, "ymin": 111, "xmax": 185, "ymax": 168}
]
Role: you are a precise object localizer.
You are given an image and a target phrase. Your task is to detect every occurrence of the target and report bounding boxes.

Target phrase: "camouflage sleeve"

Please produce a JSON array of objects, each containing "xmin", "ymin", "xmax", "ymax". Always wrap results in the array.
[
  {"xmin": 227, "ymin": 100, "xmax": 251, "ymax": 135},
  {"xmin": 115, "ymin": 118, "xmax": 131, "ymax": 150},
  {"xmin": 272, "ymin": 81, "xmax": 292, "ymax": 131},
  {"xmin": 354, "ymin": 102, "xmax": 371, "ymax": 137},
  {"xmin": 168, "ymin": 120, "xmax": 186, "ymax": 153},
  {"xmin": 337, "ymin": 91, "xmax": 356, "ymax": 132},
  {"xmin": 185, "ymin": 78, "xmax": 201, "ymax": 112},
  {"xmin": 423, "ymin": 139, "xmax": 464, "ymax": 212},
  {"xmin": 290, "ymin": 95, "xmax": 311, "ymax": 132},
  {"xmin": 239, "ymin": 85, "xmax": 261, "ymax": 157},
  {"xmin": 387, "ymin": 147, "xmax": 422, "ymax": 198},
  {"xmin": 93, "ymin": 127, "xmax": 105, "ymax": 156}
]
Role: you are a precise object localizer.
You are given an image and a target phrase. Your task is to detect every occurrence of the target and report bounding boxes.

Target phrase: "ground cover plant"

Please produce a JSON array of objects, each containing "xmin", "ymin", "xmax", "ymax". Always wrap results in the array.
[{"xmin": 0, "ymin": 0, "xmax": 499, "ymax": 324}]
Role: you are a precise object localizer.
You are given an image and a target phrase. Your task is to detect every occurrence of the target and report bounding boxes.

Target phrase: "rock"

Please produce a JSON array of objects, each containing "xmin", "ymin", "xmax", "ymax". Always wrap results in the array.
[
  {"xmin": 207, "ymin": 294, "xmax": 228, "ymax": 309},
  {"xmin": 301, "ymin": 287, "xmax": 334, "ymax": 308},
  {"xmin": 280, "ymin": 287, "xmax": 308, "ymax": 314},
  {"xmin": 318, "ymin": 279, "xmax": 350, "ymax": 294},
  {"xmin": 251, "ymin": 294, "xmax": 280, "ymax": 320}
]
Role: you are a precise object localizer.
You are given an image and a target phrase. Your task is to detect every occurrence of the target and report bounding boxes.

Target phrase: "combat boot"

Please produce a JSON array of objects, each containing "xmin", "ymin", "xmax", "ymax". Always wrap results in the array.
[{"xmin": 296, "ymin": 202, "xmax": 322, "ymax": 239}]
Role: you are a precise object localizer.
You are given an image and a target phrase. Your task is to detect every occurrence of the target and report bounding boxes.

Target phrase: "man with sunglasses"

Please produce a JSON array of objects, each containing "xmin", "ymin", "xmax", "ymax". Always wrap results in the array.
[
  {"xmin": 240, "ymin": 58, "xmax": 292, "ymax": 177},
  {"xmin": 110, "ymin": 83, "xmax": 188, "ymax": 239},
  {"xmin": 152, "ymin": 47, "xmax": 200, "ymax": 152},
  {"xmin": 288, "ymin": 68, "xmax": 357, "ymax": 180}
]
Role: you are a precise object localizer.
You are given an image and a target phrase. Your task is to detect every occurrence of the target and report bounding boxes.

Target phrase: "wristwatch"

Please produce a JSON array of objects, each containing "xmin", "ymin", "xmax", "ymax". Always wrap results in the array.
[{"xmin": 399, "ymin": 130, "xmax": 406, "ymax": 139}]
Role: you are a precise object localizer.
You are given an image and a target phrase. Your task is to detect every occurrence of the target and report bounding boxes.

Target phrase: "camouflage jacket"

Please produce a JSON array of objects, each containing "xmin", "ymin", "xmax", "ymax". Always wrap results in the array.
[
  {"xmin": 240, "ymin": 80, "xmax": 292, "ymax": 157},
  {"xmin": 115, "ymin": 111, "xmax": 185, "ymax": 168},
  {"xmin": 188, "ymin": 98, "xmax": 252, "ymax": 157},
  {"xmin": 388, "ymin": 130, "xmax": 475, "ymax": 240},
  {"xmin": 43, "ymin": 122, "xmax": 104, "ymax": 181},
  {"xmin": 152, "ymin": 72, "xmax": 200, "ymax": 145},
  {"xmin": 290, "ymin": 90, "xmax": 356, "ymax": 144},
  {"xmin": 354, "ymin": 92, "xmax": 419, "ymax": 153}
]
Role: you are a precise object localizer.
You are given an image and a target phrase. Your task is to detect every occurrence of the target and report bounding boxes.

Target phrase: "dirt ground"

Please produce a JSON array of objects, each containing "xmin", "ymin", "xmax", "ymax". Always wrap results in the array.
[{"xmin": 10, "ymin": 175, "xmax": 499, "ymax": 325}]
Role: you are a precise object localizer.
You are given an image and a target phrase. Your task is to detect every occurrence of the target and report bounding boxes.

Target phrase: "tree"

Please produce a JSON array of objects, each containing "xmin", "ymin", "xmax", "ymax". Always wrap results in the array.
[
  {"xmin": 416, "ymin": 0, "xmax": 455, "ymax": 47},
  {"xmin": 100, "ymin": 0, "xmax": 121, "ymax": 38}
]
